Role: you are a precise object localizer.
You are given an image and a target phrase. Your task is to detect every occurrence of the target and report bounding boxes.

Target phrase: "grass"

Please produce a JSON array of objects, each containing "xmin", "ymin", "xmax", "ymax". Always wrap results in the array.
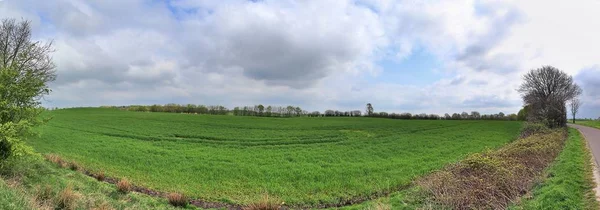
[
  {"xmin": 29, "ymin": 108, "xmax": 523, "ymax": 206},
  {"xmin": 0, "ymin": 179, "xmax": 33, "ymax": 210},
  {"xmin": 513, "ymin": 128, "xmax": 599, "ymax": 209},
  {"xmin": 56, "ymin": 185, "xmax": 79, "ymax": 210},
  {"xmin": 0, "ymin": 156, "xmax": 195, "ymax": 209},
  {"xmin": 577, "ymin": 120, "xmax": 600, "ymax": 129}
]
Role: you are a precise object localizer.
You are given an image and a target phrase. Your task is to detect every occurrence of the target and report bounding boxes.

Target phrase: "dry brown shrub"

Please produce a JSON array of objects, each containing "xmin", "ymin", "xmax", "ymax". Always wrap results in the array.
[
  {"xmin": 68, "ymin": 161, "xmax": 81, "ymax": 171},
  {"xmin": 94, "ymin": 171, "xmax": 105, "ymax": 182},
  {"xmin": 243, "ymin": 194, "xmax": 283, "ymax": 210},
  {"xmin": 367, "ymin": 202, "xmax": 391, "ymax": 210},
  {"xmin": 166, "ymin": 192, "xmax": 189, "ymax": 207},
  {"xmin": 56, "ymin": 185, "xmax": 79, "ymax": 210},
  {"xmin": 116, "ymin": 178, "xmax": 132, "ymax": 193},
  {"xmin": 45, "ymin": 154, "xmax": 68, "ymax": 168},
  {"xmin": 417, "ymin": 130, "xmax": 566, "ymax": 210},
  {"xmin": 92, "ymin": 202, "xmax": 114, "ymax": 210},
  {"xmin": 35, "ymin": 184, "xmax": 54, "ymax": 201}
]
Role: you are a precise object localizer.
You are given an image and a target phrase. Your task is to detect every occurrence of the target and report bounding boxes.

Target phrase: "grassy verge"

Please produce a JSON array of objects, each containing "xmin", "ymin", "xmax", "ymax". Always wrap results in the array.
[
  {"xmin": 513, "ymin": 128, "xmax": 599, "ymax": 209},
  {"xmin": 0, "ymin": 179, "xmax": 33, "ymax": 210},
  {"xmin": 0, "ymin": 156, "xmax": 194, "ymax": 210}
]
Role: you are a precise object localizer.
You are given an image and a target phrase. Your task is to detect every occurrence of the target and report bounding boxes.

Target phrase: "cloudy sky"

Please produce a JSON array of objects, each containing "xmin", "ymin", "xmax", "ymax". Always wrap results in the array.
[{"xmin": 1, "ymin": 0, "xmax": 599, "ymax": 117}]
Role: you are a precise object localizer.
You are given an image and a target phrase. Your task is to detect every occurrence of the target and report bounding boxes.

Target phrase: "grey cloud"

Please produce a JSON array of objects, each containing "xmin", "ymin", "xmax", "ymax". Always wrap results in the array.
[
  {"xmin": 450, "ymin": 76, "xmax": 465, "ymax": 85},
  {"xmin": 468, "ymin": 80, "xmax": 488, "ymax": 86},
  {"xmin": 576, "ymin": 67, "xmax": 600, "ymax": 97},
  {"xmin": 462, "ymin": 95, "xmax": 518, "ymax": 109},
  {"xmin": 455, "ymin": 4, "xmax": 523, "ymax": 73},
  {"xmin": 575, "ymin": 67, "xmax": 600, "ymax": 118},
  {"xmin": 176, "ymin": 1, "xmax": 382, "ymax": 88}
]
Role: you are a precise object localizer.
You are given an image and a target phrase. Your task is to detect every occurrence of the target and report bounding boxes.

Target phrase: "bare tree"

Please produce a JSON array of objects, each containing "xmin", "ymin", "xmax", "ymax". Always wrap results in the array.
[
  {"xmin": 518, "ymin": 66, "xmax": 582, "ymax": 128},
  {"xmin": 569, "ymin": 98, "xmax": 582, "ymax": 124}
]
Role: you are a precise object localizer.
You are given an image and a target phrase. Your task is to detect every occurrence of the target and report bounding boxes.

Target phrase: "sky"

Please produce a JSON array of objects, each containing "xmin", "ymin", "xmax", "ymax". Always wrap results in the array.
[{"xmin": 1, "ymin": 0, "xmax": 599, "ymax": 118}]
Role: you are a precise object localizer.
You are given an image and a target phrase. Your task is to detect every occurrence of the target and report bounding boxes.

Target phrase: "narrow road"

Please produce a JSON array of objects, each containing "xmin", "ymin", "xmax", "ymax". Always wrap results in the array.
[{"xmin": 568, "ymin": 123, "xmax": 600, "ymax": 201}]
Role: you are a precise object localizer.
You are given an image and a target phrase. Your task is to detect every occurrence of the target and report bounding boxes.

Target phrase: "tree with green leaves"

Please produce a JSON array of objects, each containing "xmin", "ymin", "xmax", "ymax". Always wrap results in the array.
[
  {"xmin": 517, "ymin": 105, "xmax": 529, "ymax": 121},
  {"xmin": 0, "ymin": 18, "xmax": 56, "ymax": 160},
  {"xmin": 257, "ymin": 104, "xmax": 264, "ymax": 116}
]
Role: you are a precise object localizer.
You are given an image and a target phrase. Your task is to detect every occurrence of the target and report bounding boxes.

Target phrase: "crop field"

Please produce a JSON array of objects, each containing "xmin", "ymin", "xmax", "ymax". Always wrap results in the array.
[
  {"xmin": 577, "ymin": 120, "xmax": 600, "ymax": 129},
  {"xmin": 28, "ymin": 108, "xmax": 522, "ymax": 206}
]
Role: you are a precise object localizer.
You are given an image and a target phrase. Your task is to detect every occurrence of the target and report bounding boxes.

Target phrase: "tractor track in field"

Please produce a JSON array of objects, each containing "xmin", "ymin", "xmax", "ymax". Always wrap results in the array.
[{"xmin": 47, "ymin": 156, "xmax": 411, "ymax": 209}]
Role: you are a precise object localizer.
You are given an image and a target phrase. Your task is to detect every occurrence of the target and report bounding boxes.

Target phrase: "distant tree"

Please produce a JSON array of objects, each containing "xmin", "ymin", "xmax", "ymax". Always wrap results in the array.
[
  {"xmin": 286, "ymin": 106, "xmax": 294, "ymax": 117},
  {"xmin": 470, "ymin": 111, "xmax": 481, "ymax": 120},
  {"xmin": 517, "ymin": 105, "xmax": 529, "ymax": 121},
  {"xmin": 461, "ymin": 112, "xmax": 469, "ymax": 119},
  {"xmin": 0, "ymin": 18, "xmax": 56, "ymax": 160},
  {"xmin": 325, "ymin": 110, "xmax": 335, "ymax": 116},
  {"xmin": 295, "ymin": 107, "xmax": 302, "ymax": 116},
  {"xmin": 257, "ymin": 104, "xmax": 264, "ymax": 116},
  {"xmin": 265, "ymin": 106, "xmax": 272, "ymax": 117},
  {"xmin": 452, "ymin": 113, "xmax": 461, "ymax": 120},
  {"xmin": 569, "ymin": 98, "xmax": 582, "ymax": 124},
  {"xmin": 444, "ymin": 113, "xmax": 451, "ymax": 119},
  {"xmin": 518, "ymin": 66, "xmax": 582, "ymax": 128},
  {"xmin": 366, "ymin": 103, "xmax": 374, "ymax": 116},
  {"xmin": 498, "ymin": 112, "xmax": 505, "ymax": 119},
  {"xmin": 379, "ymin": 112, "xmax": 389, "ymax": 117},
  {"xmin": 311, "ymin": 111, "xmax": 320, "ymax": 117}
]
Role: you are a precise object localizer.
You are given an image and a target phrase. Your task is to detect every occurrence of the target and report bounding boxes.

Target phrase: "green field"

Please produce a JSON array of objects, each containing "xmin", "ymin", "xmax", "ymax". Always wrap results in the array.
[
  {"xmin": 28, "ymin": 108, "xmax": 522, "ymax": 206},
  {"xmin": 577, "ymin": 120, "xmax": 600, "ymax": 129}
]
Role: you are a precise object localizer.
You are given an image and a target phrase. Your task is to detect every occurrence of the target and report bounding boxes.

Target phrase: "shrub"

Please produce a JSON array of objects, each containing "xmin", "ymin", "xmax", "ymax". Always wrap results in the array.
[
  {"xmin": 166, "ymin": 192, "xmax": 188, "ymax": 207},
  {"xmin": 94, "ymin": 171, "xmax": 105, "ymax": 182},
  {"xmin": 35, "ymin": 184, "xmax": 54, "ymax": 201},
  {"xmin": 418, "ymin": 130, "xmax": 566, "ymax": 209},
  {"xmin": 92, "ymin": 202, "xmax": 114, "ymax": 210},
  {"xmin": 45, "ymin": 153, "xmax": 68, "ymax": 168},
  {"xmin": 56, "ymin": 185, "xmax": 78, "ymax": 210},
  {"xmin": 367, "ymin": 202, "xmax": 391, "ymax": 210},
  {"xmin": 243, "ymin": 194, "xmax": 283, "ymax": 210},
  {"xmin": 116, "ymin": 178, "xmax": 132, "ymax": 193},
  {"xmin": 520, "ymin": 122, "xmax": 551, "ymax": 138},
  {"xmin": 68, "ymin": 161, "xmax": 80, "ymax": 171}
]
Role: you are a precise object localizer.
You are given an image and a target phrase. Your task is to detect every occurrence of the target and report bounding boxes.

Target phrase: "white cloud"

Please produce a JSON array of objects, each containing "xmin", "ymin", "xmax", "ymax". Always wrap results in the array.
[{"xmin": 1, "ymin": 0, "xmax": 599, "ymax": 117}]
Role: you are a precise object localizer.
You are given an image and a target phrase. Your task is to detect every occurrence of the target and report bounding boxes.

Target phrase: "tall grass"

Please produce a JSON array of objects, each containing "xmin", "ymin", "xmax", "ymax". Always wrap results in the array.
[
  {"xmin": 0, "ymin": 156, "xmax": 187, "ymax": 209},
  {"xmin": 56, "ymin": 185, "xmax": 79, "ymax": 210}
]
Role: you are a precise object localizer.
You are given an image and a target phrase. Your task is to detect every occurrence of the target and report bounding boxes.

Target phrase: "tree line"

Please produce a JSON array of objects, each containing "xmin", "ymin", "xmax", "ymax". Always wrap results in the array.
[{"xmin": 114, "ymin": 104, "xmax": 521, "ymax": 121}]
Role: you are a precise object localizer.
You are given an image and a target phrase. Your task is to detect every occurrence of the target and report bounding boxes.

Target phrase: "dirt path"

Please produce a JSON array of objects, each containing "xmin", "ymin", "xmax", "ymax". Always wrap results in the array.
[{"xmin": 568, "ymin": 124, "xmax": 600, "ymax": 202}]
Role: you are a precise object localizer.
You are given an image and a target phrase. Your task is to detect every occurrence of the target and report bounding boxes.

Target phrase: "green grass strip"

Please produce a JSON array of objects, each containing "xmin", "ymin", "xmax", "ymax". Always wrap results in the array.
[
  {"xmin": 515, "ymin": 128, "xmax": 599, "ymax": 209},
  {"xmin": 0, "ymin": 179, "xmax": 33, "ymax": 210},
  {"xmin": 577, "ymin": 120, "xmax": 600, "ymax": 130}
]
